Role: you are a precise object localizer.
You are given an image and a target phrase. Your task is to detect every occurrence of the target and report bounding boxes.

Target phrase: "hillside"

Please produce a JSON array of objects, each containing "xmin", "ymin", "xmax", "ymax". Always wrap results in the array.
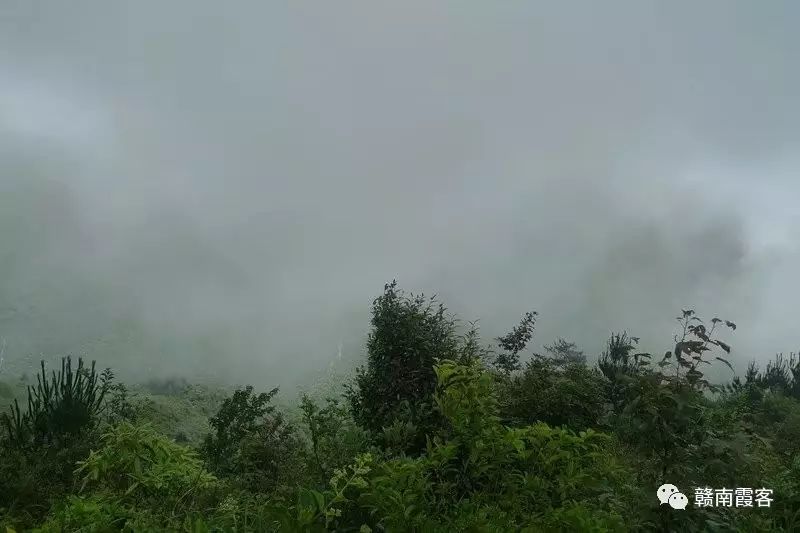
[{"xmin": 1, "ymin": 283, "xmax": 798, "ymax": 532}]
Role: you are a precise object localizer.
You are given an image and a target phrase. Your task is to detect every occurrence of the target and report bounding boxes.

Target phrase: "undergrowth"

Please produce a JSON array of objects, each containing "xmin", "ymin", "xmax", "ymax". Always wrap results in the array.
[{"xmin": 0, "ymin": 284, "xmax": 797, "ymax": 532}]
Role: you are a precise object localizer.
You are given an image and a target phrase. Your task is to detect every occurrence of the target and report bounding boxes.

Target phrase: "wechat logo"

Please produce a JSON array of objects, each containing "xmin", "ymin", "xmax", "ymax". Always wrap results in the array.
[{"xmin": 657, "ymin": 484, "xmax": 688, "ymax": 510}]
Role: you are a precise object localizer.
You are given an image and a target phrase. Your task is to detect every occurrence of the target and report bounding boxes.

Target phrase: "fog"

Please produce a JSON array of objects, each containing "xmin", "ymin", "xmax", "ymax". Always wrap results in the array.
[{"xmin": 1, "ymin": 1, "xmax": 798, "ymax": 387}]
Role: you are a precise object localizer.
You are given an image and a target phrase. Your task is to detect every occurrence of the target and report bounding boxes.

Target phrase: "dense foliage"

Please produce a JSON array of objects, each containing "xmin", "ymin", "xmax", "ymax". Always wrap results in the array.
[{"xmin": 1, "ymin": 283, "xmax": 798, "ymax": 531}]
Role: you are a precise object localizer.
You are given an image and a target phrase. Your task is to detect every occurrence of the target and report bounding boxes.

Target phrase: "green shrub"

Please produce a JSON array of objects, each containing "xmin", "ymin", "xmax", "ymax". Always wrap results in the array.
[
  {"xmin": 346, "ymin": 281, "xmax": 461, "ymax": 454},
  {"xmin": 202, "ymin": 385, "xmax": 305, "ymax": 494},
  {"xmin": 31, "ymin": 496, "xmax": 142, "ymax": 533},
  {"xmin": 269, "ymin": 359, "xmax": 632, "ymax": 532},
  {"xmin": 300, "ymin": 394, "xmax": 370, "ymax": 485},
  {"xmin": 1, "ymin": 357, "xmax": 112, "ymax": 449},
  {"xmin": 493, "ymin": 311, "xmax": 538, "ymax": 373},
  {"xmin": 498, "ymin": 357, "xmax": 608, "ymax": 431},
  {"xmin": 0, "ymin": 440, "xmax": 97, "ymax": 529},
  {"xmin": 0, "ymin": 357, "xmax": 113, "ymax": 527},
  {"xmin": 75, "ymin": 422, "xmax": 216, "ymax": 511},
  {"xmin": 132, "ymin": 384, "xmax": 225, "ymax": 445}
]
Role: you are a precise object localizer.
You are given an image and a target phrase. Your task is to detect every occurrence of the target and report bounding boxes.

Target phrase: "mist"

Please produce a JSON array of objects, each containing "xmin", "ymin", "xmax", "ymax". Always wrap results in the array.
[{"xmin": 1, "ymin": 1, "xmax": 798, "ymax": 387}]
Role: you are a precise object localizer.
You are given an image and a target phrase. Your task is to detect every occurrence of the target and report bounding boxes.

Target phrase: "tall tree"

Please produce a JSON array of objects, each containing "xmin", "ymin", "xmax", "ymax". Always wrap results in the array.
[
  {"xmin": 346, "ymin": 281, "xmax": 459, "ymax": 453},
  {"xmin": 493, "ymin": 311, "xmax": 538, "ymax": 373}
]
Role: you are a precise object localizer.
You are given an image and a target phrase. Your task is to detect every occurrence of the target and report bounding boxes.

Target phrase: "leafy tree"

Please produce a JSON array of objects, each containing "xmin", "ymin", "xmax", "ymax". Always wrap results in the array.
[
  {"xmin": 202, "ymin": 386, "xmax": 278, "ymax": 469},
  {"xmin": 745, "ymin": 352, "xmax": 800, "ymax": 399},
  {"xmin": 493, "ymin": 311, "xmax": 537, "ymax": 373},
  {"xmin": 346, "ymin": 281, "xmax": 461, "ymax": 453},
  {"xmin": 458, "ymin": 320, "xmax": 492, "ymax": 366},
  {"xmin": 608, "ymin": 311, "xmax": 750, "ymax": 532},
  {"xmin": 202, "ymin": 385, "xmax": 304, "ymax": 493},
  {"xmin": 543, "ymin": 337, "xmax": 586, "ymax": 366},
  {"xmin": 499, "ymin": 356, "xmax": 607, "ymax": 431},
  {"xmin": 597, "ymin": 331, "xmax": 647, "ymax": 415},
  {"xmin": 661, "ymin": 309, "xmax": 737, "ymax": 389},
  {"xmin": 300, "ymin": 394, "xmax": 369, "ymax": 485},
  {"xmin": 104, "ymin": 383, "xmax": 138, "ymax": 426}
]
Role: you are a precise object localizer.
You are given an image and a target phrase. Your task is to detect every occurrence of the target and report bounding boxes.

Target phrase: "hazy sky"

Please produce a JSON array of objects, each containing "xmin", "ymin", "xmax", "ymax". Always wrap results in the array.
[{"xmin": 1, "ymin": 2, "xmax": 798, "ymax": 385}]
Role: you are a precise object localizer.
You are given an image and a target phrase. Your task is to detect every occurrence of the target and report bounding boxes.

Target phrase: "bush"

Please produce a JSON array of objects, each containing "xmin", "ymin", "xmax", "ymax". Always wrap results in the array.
[
  {"xmin": 0, "ymin": 357, "xmax": 114, "ymax": 527},
  {"xmin": 498, "ymin": 357, "xmax": 608, "ymax": 431},
  {"xmin": 75, "ymin": 422, "xmax": 216, "ymax": 510},
  {"xmin": 27, "ymin": 423, "xmax": 219, "ymax": 532},
  {"xmin": 269, "ymin": 359, "xmax": 632, "ymax": 532},
  {"xmin": 202, "ymin": 385, "xmax": 305, "ymax": 494},
  {"xmin": 1, "ymin": 357, "xmax": 113, "ymax": 450},
  {"xmin": 131, "ymin": 384, "xmax": 225, "ymax": 445},
  {"xmin": 31, "ymin": 496, "xmax": 146, "ymax": 533},
  {"xmin": 347, "ymin": 281, "xmax": 465, "ymax": 455},
  {"xmin": 0, "ymin": 441, "xmax": 97, "ymax": 529},
  {"xmin": 300, "ymin": 394, "xmax": 370, "ymax": 485}
]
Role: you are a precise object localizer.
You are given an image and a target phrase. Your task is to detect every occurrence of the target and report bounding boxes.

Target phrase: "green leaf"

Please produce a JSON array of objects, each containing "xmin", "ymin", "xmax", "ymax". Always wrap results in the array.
[
  {"xmin": 124, "ymin": 481, "xmax": 141, "ymax": 495},
  {"xmin": 311, "ymin": 489, "xmax": 327, "ymax": 513},
  {"xmin": 715, "ymin": 357, "xmax": 734, "ymax": 372}
]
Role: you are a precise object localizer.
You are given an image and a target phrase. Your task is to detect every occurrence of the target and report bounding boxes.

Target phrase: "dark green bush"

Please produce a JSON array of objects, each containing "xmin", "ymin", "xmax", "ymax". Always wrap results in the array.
[
  {"xmin": 76, "ymin": 422, "xmax": 216, "ymax": 510},
  {"xmin": 264, "ymin": 359, "xmax": 632, "ymax": 532},
  {"xmin": 300, "ymin": 394, "xmax": 370, "ymax": 485},
  {"xmin": 202, "ymin": 385, "xmax": 305, "ymax": 494},
  {"xmin": 0, "ymin": 357, "xmax": 114, "ymax": 528},
  {"xmin": 498, "ymin": 356, "xmax": 608, "ymax": 431},
  {"xmin": 1, "ymin": 357, "xmax": 112, "ymax": 449},
  {"xmin": 346, "ymin": 281, "xmax": 461, "ymax": 454}
]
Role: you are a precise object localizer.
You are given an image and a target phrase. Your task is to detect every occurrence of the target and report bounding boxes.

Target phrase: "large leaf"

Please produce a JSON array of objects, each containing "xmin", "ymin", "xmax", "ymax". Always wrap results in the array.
[{"xmin": 715, "ymin": 357, "xmax": 734, "ymax": 372}]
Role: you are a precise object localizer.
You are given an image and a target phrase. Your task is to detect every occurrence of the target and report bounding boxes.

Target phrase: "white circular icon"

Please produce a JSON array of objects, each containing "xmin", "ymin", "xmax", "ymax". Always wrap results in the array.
[
  {"xmin": 668, "ymin": 492, "xmax": 689, "ymax": 510},
  {"xmin": 657, "ymin": 484, "xmax": 680, "ymax": 505}
]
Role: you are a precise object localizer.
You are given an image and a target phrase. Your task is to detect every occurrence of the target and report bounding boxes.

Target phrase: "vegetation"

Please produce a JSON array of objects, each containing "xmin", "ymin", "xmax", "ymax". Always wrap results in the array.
[{"xmin": 1, "ymin": 282, "xmax": 798, "ymax": 531}]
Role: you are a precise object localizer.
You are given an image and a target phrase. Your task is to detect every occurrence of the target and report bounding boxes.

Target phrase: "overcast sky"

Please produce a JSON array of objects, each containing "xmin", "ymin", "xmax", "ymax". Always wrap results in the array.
[{"xmin": 1, "ymin": 1, "xmax": 798, "ymax": 386}]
